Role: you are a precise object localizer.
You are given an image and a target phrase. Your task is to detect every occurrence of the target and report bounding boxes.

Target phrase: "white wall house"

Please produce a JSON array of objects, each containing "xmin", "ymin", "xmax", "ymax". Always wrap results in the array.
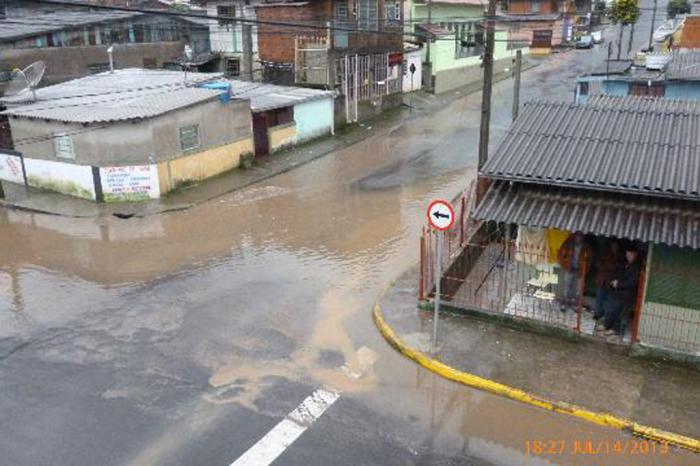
[
  {"xmin": 207, "ymin": 1, "xmax": 260, "ymax": 79},
  {"xmin": 402, "ymin": 47, "xmax": 423, "ymax": 93}
]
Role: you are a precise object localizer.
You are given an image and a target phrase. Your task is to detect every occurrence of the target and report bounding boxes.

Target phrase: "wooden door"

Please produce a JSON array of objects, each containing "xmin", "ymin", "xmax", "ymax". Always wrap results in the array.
[{"xmin": 253, "ymin": 113, "xmax": 269, "ymax": 156}]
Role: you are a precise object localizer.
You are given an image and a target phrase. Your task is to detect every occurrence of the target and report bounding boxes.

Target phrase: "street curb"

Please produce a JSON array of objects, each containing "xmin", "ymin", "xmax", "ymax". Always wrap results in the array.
[{"xmin": 372, "ymin": 289, "xmax": 700, "ymax": 453}]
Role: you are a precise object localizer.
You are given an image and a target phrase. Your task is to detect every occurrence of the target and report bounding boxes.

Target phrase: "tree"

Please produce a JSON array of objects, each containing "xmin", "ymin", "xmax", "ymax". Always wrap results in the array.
[
  {"xmin": 609, "ymin": 0, "xmax": 640, "ymax": 58},
  {"xmin": 668, "ymin": 0, "xmax": 691, "ymax": 18}
]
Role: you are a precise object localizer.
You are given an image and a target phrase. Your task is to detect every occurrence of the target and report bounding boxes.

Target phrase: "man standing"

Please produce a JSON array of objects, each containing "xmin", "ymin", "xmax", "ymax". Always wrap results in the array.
[
  {"xmin": 593, "ymin": 241, "xmax": 622, "ymax": 320},
  {"xmin": 603, "ymin": 246, "xmax": 641, "ymax": 338},
  {"xmin": 557, "ymin": 232, "xmax": 591, "ymax": 312}
]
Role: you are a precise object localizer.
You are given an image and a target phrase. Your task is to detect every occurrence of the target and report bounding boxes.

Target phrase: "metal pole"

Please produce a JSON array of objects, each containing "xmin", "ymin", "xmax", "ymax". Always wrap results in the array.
[
  {"xmin": 432, "ymin": 230, "xmax": 442, "ymax": 351},
  {"xmin": 410, "ymin": 72, "xmax": 414, "ymax": 113},
  {"xmin": 648, "ymin": 0, "xmax": 658, "ymax": 51},
  {"xmin": 426, "ymin": 0, "xmax": 433, "ymax": 65},
  {"xmin": 477, "ymin": 0, "xmax": 497, "ymax": 169},
  {"xmin": 512, "ymin": 50, "xmax": 522, "ymax": 122},
  {"xmin": 500, "ymin": 223, "xmax": 510, "ymax": 310}
]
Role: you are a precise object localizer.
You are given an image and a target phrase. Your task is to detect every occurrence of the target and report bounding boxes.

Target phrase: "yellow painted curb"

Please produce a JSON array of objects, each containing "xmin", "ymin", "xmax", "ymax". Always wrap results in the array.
[{"xmin": 373, "ymin": 299, "xmax": 700, "ymax": 453}]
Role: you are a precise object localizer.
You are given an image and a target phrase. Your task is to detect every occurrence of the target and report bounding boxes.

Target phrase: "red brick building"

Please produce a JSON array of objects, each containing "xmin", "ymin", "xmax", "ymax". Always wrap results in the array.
[
  {"xmin": 498, "ymin": 0, "xmax": 575, "ymax": 50},
  {"xmin": 255, "ymin": 0, "xmax": 404, "ymax": 124}
]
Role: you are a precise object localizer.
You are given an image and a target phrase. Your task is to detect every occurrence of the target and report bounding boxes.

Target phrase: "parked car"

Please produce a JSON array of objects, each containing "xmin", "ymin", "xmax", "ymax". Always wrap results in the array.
[
  {"xmin": 576, "ymin": 35, "xmax": 594, "ymax": 49},
  {"xmin": 591, "ymin": 31, "xmax": 603, "ymax": 44}
]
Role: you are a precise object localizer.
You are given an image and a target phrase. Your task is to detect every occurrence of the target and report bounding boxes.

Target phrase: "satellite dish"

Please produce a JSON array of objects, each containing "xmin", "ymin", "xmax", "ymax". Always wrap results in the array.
[{"xmin": 5, "ymin": 61, "xmax": 46, "ymax": 101}]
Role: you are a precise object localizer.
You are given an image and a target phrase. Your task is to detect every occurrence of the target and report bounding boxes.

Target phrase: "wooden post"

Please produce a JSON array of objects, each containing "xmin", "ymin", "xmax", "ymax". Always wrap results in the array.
[
  {"xmin": 478, "ymin": 0, "xmax": 498, "ymax": 169},
  {"xmin": 631, "ymin": 245, "xmax": 653, "ymax": 343},
  {"xmin": 512, "ymin": 50, "xmax": 522, "ymax": 122}
]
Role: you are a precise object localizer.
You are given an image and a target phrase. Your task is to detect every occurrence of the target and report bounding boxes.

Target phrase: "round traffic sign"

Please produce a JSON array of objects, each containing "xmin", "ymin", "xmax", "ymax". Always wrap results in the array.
[{"xmin": 427, "ymin": 199, "xmax": 455, "ymax": 231}]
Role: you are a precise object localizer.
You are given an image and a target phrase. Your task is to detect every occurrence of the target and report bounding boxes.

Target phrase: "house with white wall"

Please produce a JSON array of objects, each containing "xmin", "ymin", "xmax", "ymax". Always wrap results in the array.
[{"xmin": 0, "ymin": 69, "xmax": 254, "ymax": 202}]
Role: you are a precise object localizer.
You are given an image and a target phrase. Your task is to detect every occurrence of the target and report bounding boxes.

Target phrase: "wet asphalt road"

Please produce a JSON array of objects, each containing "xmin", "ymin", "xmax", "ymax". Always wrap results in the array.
[{"xmin": 1, "ymin": 7, "xmax": 697, "ymax": 466}]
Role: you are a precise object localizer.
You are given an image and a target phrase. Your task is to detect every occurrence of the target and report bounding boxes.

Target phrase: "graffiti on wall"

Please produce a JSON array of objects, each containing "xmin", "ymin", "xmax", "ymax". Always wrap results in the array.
[{"xmin": 100, "ymin": 165, "xmax": 160, "ymax": 201}]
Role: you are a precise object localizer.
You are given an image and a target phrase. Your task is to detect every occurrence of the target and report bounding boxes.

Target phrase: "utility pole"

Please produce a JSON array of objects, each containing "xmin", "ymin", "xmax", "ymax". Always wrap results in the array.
[
  {"xmin": 512, "ymin": 49, "xmax": 522, "ymax": 122},
  {"xmin": 628, "ymin": 22, "xmax": 636, "ymax": 56},
  {"xmin": 242, "ymin": 2, "xmax": 254, "ymax": 81},
  {"xmin": 617, "ymin": 24, "xmax": 624, "ymax": 59},
  {"xmin": 478, "ymin": 0, "xmax": 497, "ymax": 169},
  {"xmin": 425, "ymin": 0, "xmax": 433, "ymax": 88},
  {"xmin": 648, "ymin": 0, "xmax": 658, "ymax": 51}
]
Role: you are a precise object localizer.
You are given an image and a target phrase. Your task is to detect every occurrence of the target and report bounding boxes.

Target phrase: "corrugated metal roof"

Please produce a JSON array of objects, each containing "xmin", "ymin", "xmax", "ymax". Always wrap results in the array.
[
  {"xmin": 666, "ymin": 50, "xmax": 700, "ymax": 81},
  {"xmin": 226, "ymin": 80, "xmax": 334, "ymax": 112},
  {"xmin": 0, "ymin": 3, "xmax": 143, "ymax": 43},
  {"xmin": 1, "ymin": 69, "xmax": 224, "ymax": 123},
  {"xmin": 474, "ymin": 181, "xmax": 700, "ymax": 248},
  {"xmin": 481, "ymin": 96, "xmax": 700, "ymax": 200},
  {"xmin": 589, "ymin": 60, "xmax": 633, "ymax": 76}
]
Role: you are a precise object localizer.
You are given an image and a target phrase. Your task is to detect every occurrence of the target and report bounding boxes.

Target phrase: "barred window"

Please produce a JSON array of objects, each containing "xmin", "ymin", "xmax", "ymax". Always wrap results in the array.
[
  {"xmin": 356, "ymin": 0, "xmax": 378, "ymax": 31},
  {"xmin": 54, "ymin": 133, "xmax": 75, "ymax": 160},
  {"xmin": 179, "ymin": 125, "xmax": 200, "ymax": 151},
  {"xmin": 217, "ymin": 5, "xmax": 236, "ymax": 30}
]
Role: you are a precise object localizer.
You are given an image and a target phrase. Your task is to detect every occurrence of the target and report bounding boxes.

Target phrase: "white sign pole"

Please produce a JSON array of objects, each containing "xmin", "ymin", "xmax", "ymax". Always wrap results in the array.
[
  {"xmin": 432, "ymin": 230, "xmax": 442, "ymax": 352},
  {"xmin": 426, "ymin": 199, "xmax": 454, "ymax": 354}
]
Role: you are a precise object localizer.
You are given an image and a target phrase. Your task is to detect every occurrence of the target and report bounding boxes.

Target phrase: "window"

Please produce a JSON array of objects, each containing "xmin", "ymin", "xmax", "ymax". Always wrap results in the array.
[
  {"xmin": 356, "ymin": 0, "xmax": 378, "ymax": 31},
  {"xmin": 225, "ymin": 58, "xmax": 240, "ymax": 77},
  {"xmin": 217, "ymin": 4, "xmax": 236, "ymax": 29},
  {"xmin": 455, "ymin": 22, "xmax": 484, "ymax": 59},
  {"xmin": 385, "ymin": 2, "xmax": 400, "ymax": 24},
  {"xmin": 179, "ymin": 125, "xmax": 200, "ymax": 151},
  {"xmin": 531, "ymin": 0, "xmax": 541, "ymax": 13},
  {"xmin": 54, "ymin": 133, "xmax": 75, "ymax": 160}
]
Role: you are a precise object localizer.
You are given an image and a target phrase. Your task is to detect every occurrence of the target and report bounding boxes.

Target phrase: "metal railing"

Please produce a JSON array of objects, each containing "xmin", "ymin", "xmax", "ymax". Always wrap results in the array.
[{"xmin": 420, "ymin": 217, "xmax": 700, "ymax": 355}]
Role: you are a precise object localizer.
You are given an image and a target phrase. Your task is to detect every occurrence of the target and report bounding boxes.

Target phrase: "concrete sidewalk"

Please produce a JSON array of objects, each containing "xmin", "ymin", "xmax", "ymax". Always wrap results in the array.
[{"xmin": 379, "ymin": 266, "xmax": 700, "ymax": 442}]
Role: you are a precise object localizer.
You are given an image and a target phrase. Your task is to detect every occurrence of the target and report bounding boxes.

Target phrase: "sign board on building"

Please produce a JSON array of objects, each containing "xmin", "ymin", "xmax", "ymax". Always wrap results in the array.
[
  {"xmin": 0, "ymin": 151, "xmax": 25, "ymax": 184},
  {"xmin": 532, "ymin": 30, "xmax": 553, "ymax": 48},
  {"xmin": 388, "ymin": 52, "xmax": 403, "ymax": 67},
  {"xmin": 100, "ymin": 165, "xmax": 160, "ymax": 201}
]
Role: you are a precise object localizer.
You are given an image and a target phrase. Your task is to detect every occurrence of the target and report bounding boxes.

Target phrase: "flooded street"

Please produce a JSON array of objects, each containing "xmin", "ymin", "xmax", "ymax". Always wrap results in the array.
[{"xmin": 1, "ymin": 21, "xmax": 697, "ymax": 466}]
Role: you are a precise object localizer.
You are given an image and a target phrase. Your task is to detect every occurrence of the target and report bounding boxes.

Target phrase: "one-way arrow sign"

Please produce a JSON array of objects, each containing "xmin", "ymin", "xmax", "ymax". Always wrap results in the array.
[{"xmin": 427, "ymin": 200, "xmax": 455, "ymax": 231}]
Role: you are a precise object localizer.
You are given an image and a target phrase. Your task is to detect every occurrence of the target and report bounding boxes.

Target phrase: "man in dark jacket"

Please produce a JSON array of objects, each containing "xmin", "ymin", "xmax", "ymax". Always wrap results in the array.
[
  {"xmin": 603, "ymin": 247, "xmax": 641, "ymax": 337},
  {"xmin": 593, "ymin": 241, "xmax": 622, "ymax": 320}
]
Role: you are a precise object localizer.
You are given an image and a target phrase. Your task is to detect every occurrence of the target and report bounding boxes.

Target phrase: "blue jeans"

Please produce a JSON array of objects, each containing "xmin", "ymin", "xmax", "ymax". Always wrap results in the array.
[
  {"xmin": 603, "ymin": 296, "xmax": 629, "ymax": 334},
  {"xmin": 594, "ymin": 287, "xmax": 608, "ymax": 320}
]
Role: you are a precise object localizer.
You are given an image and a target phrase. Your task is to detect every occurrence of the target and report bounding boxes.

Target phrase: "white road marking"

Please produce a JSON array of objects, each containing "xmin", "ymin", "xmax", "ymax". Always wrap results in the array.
[{"xmin": 230, "ymin": 388, "xmax": 340, "ymax": 466}]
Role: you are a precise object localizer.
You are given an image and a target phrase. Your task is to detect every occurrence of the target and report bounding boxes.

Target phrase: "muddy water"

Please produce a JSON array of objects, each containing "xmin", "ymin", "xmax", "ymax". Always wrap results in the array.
[{"xmin": 1, "ymin": 44, "xmax": 697, "ymax": 465}]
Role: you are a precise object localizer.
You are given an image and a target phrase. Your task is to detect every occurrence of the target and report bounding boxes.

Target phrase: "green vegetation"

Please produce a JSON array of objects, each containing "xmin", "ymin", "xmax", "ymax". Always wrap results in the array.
[
  {"xmin": 610, "ymin": 0, "xmax": 640, "ymax": 58},
  {"xmin": 28, "ymin": 175, "xmax": 92, "ymax": 199},
  {"xmin": 667, "ymin": 0, "xmax": 691, "ymax": 18},
  {"xmin": 609, "ymin": 0, "xmax": 640, "ymax": 24},
  {"xmin": 240, "ymin": 151, "xmax": 255, "ymax": 169}
]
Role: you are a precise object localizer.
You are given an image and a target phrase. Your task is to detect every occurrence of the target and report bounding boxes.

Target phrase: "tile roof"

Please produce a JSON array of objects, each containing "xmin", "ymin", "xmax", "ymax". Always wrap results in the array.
[
  {"xmin": 666, "ymin": 50, "xmax": 700, "ymax": 81},
  {"xmin": 0, "ymin": 2, "xmax": 143, "ymax": 43},
  {"xmin": 0, "ymin": 69, "xmax": 224, "ymax": 123},
  {"xmin": 480, "ymin": 96, "xmax": 700, "ymax": 200},
  {"xmin": 224, "ymin": 80, "xmax": 334, "ymax": 112},
  {"xmin": 473, "ymin": 181, "xmax": 700, "ymax": 248}
]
